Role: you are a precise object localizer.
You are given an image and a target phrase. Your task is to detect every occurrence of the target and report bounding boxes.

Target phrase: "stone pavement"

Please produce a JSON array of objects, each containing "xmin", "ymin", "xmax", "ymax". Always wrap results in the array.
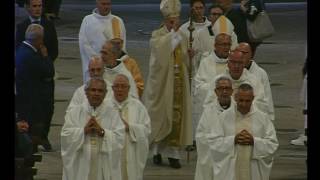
[{"xmin": 15, "ymin": 2, "xmax": 307, "ymax": 180}]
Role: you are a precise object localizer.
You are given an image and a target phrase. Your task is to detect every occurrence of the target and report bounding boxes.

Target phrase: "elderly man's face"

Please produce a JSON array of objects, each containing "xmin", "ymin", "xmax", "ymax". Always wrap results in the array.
[
  {"xmin": 97, "ymin": 0, "xmax": 111, "ymax": 16},
  {"xmin": 235, "ymin": 43, "xmax": 252, "ymax": 68},
  {"xmin": 209, "ymin": 7, "xmax": 223, "ymax": 24},
  {"xmin": 89, "ymin": 60, "xmax": 104, "ymax": 78},
  {"xmin": 28, "ymin": 0, "xmax": 42, "ymax": 18},
  {"xmin": 112, "ymin": 76, "xmax": 130, "ymax": 103},
  {"xmin": 86, "ymin": 80, "xmax": 106, "ymax": 107},
  {"xmin": 214, "ymin": 34, "xmax": 232, "ymax": 58},
  {"xmin": 227, "ymin": 51, "xmax": 245, "ymax": 80},
  {"xmin": 236, "ymin": 89, "xmax": 254, "ymax": 115},
  {"xmin": 100, "ymin": 43, "xmax": 116, "ymax": 65},
  {"xmin": 164, "ymin": 16, "xmax": 180, "ymax": 32},
  {"xmin": 215, "ymin": 79, "xmax": 233, "ymax": 106}
]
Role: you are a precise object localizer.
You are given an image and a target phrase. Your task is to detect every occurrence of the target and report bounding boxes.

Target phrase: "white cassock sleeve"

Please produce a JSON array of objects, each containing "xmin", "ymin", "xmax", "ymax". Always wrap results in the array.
[
  {"xmin": 194, "ymin": 55, "xmax": 217, "ymax": 110},
  {"xmin": 127, "ymin": 111, "xmax": 151, "ymax": 143},
  {"xmin": 206, "ymin": 111, "xmax": 236, "ymax": 162},
  {"xmin": 252, "ymin": 119, "xmax": 278, "ymax": 159},
  {"xmin": 100, "ymin": 114, "xmax": 125, "ymax": 153},
  {"xmin": 61, "ymin": 110, "xmax": 87, "ymax": 179},
  {"xmin": 123, "ymin": 102, "xmax": 151, "ymax": 180},
  {"xmin": 79, "ymin": 17, "xmax": 99, "ymax": 82},
  {"xmin": 194, "ymin": 108, "xmax": 214, "ymax": 180},
  {"xmin": 194, "ymin": 55, "xmax": 217, "ymax": 95},
  {"xmin": 66, "ymin": 86, "xmax": 85, "ymax": 113},
  {"xmin": 261, "ymin": 70, "xmax": 275, "ymax": 121}
]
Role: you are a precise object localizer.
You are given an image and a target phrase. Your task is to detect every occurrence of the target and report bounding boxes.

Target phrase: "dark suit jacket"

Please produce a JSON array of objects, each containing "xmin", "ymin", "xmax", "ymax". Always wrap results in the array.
[
  {"xmin": 15, "ymin": 43, "xmax": 55, "ymax": 129},
  {"xmin": 226, "ymin": 7, "xmax": 250, "ymax": 43},
  {"xmin": 15, "ymin": 16, "xmax": 58, "ymax": 61}
]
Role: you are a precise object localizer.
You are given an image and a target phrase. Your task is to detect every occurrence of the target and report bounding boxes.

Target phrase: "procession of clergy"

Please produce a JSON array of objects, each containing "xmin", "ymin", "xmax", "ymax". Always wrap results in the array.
[{"xmin": 61, "ymin": 0, "xmax": 279, "ymax": 180}]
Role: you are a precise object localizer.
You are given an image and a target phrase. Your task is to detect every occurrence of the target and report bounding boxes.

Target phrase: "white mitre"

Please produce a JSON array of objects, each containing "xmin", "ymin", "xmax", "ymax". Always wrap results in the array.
[
  {"xmin": 212, "ymin": 15, "xmax": 235, "ymax": 36},
  {"xmin": 160, "ymin": 0, "xmax": 181, "ymax": 18}
]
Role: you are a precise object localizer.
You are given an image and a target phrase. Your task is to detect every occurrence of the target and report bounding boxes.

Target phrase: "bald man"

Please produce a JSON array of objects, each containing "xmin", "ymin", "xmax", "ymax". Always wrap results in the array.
[
  {"xmin": 66, "ymin": 56, "xmax": 106, "ymax": 112},
  {"xmin": 204, "ymin": 50, "xmax": 268, "ymax": 117},
  {"xmin": 100, "ymin": 40, "xmax": 139, "ymax": 100},
  {"xmin": 236, "ymin": 42, "xmax": 274, "ymax": 121}
]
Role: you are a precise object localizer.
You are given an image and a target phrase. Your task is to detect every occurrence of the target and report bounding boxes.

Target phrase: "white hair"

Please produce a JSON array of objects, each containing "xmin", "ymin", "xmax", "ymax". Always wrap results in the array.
[
  {"xmin": 214, "ymin": 75, "xmax": 232, "ymax": 89},
  {"xmin": 84, "ymin": 77, "xmax": 107, "ymax": 91},
  {"xmin": 24, "ymin": 24, "xmax": 44, "ymax": 42}
]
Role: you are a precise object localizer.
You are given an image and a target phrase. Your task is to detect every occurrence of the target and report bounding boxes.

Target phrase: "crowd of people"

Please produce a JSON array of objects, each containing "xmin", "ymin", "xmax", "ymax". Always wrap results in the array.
[{"xmin": 15, "ymin": 0, "xmax": 307, "ymax": 179}]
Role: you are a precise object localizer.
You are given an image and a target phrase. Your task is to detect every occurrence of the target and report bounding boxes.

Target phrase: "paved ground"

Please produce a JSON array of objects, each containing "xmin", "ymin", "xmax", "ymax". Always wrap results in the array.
[{"xmin": 15, "ymin": 2, "xmax": 307, "ymax": 180}]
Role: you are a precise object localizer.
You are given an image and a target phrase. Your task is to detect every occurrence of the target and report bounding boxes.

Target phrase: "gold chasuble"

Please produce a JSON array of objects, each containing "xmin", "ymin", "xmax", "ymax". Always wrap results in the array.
[
  {"xmin": 112, "ymin": 17, "xmax": 121, "ymax": 39},
  {"xmin": 143, "ymin": 26, "xmax": 192, "ymax": 147},
  {"xmin": 163, "ymin": 44, "xmax": 184, "ymax": 146}
]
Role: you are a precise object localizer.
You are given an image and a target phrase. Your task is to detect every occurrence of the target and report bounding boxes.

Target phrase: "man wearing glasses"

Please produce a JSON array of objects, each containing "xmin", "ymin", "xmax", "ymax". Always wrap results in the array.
[
  {"xmin": 195, "ymin": 4, "xmax": 238, "ymax": 59},
  {"xmin": 193, "ymin": 33, "xmax": 232, "ymax": 148},
  {"xmin": 236, "ymin": 42, "xmax": 275, "ymax": 121}
]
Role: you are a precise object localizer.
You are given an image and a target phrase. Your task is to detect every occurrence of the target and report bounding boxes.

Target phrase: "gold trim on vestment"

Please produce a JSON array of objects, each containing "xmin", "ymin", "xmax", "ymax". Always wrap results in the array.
[
  {"xmin": 163, "ymin": 44, "xmax": 184, "ymax": 147},
  {"xmin": 112, "ymin": 17, "xmax": 121, "ymax": 39}
]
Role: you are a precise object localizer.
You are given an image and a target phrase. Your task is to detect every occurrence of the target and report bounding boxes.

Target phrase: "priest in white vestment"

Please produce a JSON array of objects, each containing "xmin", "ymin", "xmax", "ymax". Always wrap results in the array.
[
  {"xmin": 195, "ymin": 75, "xmax": 235, "ymax": 180},
  {"xmin": 110, "ymin": 38, "xmax": 145, "ymax": 98},
  {"xmin": 79, "ymin": 0, "xmax": 126, "ymax": 83},
  {"xmin": 204, "ymin": 50, "xmax": 268, "ymax": 114},
  {"xmin": 195, "ymin": 14, "xmax": 238, "ymax": 66},
  {"xmin": 100, "ymin": 40, "xmax": 138, "ymax": 99},
  {"xmin": 107, "ymin": 74, "xmax": 151, "ymax": 180},
  {"xmin": 207, "ymin": 83, "xmax": 278, "ymax": 180},
  {"xmin": 143, "ymin": 0, "xmax": 192, "ymax": 169},
  {"xmin": 179, "ymin": 0, "xmax": 210, "ymax": 38},
  {"xmin": 236, "ymin": 42, "xmax": 275, "ymax": 121},
  {"xmin": 193, "ymin": 33, "xmax": 232, "ymax": 141},
  {"xmin": 61, "ymin": 77, "xmax": 125, "ymax": 180},
  {"xmin": 179, "ymin": 0, "xmax": 210, "ymax": 76},
  {"xmin": 67, "ymin": 56, "xmax": 106, "ymax": 112}
]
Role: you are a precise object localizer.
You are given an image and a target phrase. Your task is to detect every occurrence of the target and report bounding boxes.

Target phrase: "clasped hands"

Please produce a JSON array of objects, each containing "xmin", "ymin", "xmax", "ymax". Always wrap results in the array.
[
  {"xmin": 84, "ymin": 117, "xmax": 104, "ymax": 137},
  {"xmin": 235, "ymin": 129, "xmax": 254, "ymax": 145}
]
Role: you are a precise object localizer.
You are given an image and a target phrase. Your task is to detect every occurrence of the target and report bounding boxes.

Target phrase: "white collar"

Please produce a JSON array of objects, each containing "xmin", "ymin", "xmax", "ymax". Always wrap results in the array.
[
  {"xmin": 86, "ymin": 100, "xmax": 107, "ymax": 117},
  {"xmin": 236, "ymin": 104, "xmax": 256, "ymax": 118},
  {"xmin": 212, "ymin": 51, "xmax": 228, "ymax": 64},
  {"xmin": 29, "ymin": 16, "xmax": 41, "ymax": 23},
  {"xmin": 112, "ymin": 96, "xmax": 130, "ymax": 111},
  {"xmin": 23, "ymin": 41, "xmax": 37, "ymax": 52},
  {"xmin": 117, "ymin": 53, "xmax": 129, "ymax": 62},
  {"xmin": 92, "ymin": 8, "xmax": 112, "ymax": 19}
]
